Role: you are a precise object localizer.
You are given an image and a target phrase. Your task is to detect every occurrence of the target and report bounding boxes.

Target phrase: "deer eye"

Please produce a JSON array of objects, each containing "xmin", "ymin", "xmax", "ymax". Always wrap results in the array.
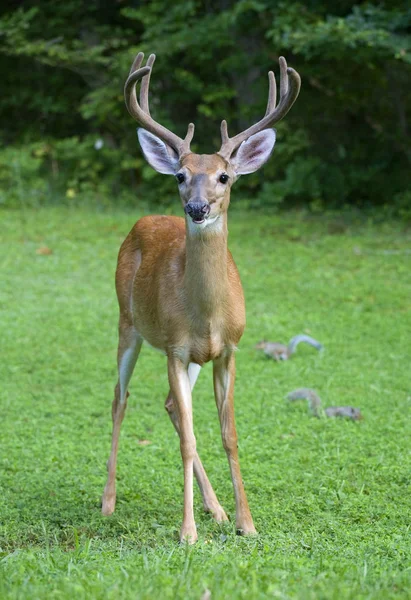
[
  {"xmin": 219, "ymin": 173, "xmax": 229, "ymax": 184},
  {"xmin": 176, "ymin": 173, "xmax": 185, "ymax": 184}
]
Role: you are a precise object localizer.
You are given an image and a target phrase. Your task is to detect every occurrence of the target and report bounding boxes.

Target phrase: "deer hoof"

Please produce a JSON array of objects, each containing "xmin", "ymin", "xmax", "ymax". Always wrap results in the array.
[
  {"xmin": 101, "ymin": 493, "xmax": 116, "ymax": 516},
  {"xmin": 209, "ymin": 505, "xmax": 229, "ymax": 523},
  {"xmin": 236, "ymin": 523, "xmax": 257, "ymax": 536},
  {"xmin": 180, "ymin": 526, "xmax": 198, "ymax": 544}
]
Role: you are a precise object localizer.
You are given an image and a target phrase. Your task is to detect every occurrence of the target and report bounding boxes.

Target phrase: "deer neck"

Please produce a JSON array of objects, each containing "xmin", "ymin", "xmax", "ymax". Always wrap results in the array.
[{"xmin": 184, "ymin": 213, "xmax": 229, "ymax": 317}]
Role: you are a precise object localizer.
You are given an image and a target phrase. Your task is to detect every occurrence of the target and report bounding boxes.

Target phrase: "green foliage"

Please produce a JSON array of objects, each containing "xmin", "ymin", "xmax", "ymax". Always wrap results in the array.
[
  {"xmin": 1, "ymin": 207, "xmax": 411, "ymax": 598},
  {"xmin": 0, "ymin": 1, "xmax": 410, "ymax": 212}
]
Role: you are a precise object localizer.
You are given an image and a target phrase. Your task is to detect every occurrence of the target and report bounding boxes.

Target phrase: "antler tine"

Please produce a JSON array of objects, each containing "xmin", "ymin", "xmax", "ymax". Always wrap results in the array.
[
  {"xmin": 220, "ymin": 119, "xmax": 229, "ymax": 145},
  {"xmin": 124, "ymin": 52, "xmax": 194, "ymax": 157},
  {"xmin": 129, "ymin": 52, "xmax": 144, "ymax": 76},
  {"xmin": 180, "ymin": 122, "xmax": 195, "ymax": 156},
  {"xmin": 218, "ymin": 57, "xmax": 301, "ymax": 160},
  {"xmin": 265, "ymin": 71, "xmax": 276, "ymax": 116},
  {"xmin": 140, "ymin": 53, "xmax": 155, "ymax": 115},
  {"xmin": 125, "ymin": 64, "xmax": 152, "ymax": 116},
  {"xmin": 279, "ymin": 56, "xmax": 289, "ymax": 98}
]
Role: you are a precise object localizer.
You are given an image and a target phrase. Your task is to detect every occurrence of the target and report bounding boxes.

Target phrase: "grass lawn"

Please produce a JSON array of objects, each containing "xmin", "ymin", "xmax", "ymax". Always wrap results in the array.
[{"xmin": 0, "ymin": 205, "xmax": 410, "ymax": 599}]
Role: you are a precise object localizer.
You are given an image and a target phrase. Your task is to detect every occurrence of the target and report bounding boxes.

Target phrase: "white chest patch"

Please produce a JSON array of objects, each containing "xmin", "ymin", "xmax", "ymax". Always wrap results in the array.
[{"xmin": 186, "ymin": 214, "xmax": 223, "ymax": 236}]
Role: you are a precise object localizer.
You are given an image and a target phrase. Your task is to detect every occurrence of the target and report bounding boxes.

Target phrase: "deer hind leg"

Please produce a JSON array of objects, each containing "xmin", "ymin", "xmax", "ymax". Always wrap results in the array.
[
  {"xmin": 213, "ymin": 351, "xmax": 256, "ymax": 535},
  {"xmin": 165, "ymin": 363, "xmax": 228, "ymax": 523},
  {"xmin": 102, "ymin": 320, "xmax": 143, "ymax": 516}
]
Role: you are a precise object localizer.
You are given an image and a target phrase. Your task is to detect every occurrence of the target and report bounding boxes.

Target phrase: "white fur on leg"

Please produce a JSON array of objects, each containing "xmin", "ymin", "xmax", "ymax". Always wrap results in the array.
[
  {"xmin": 119, "ymin": 329, "xmax": 142, "ymax": 402},
  {"xmin": 188, "ymin": 363, "xmax": 201, "ymax": 390}
]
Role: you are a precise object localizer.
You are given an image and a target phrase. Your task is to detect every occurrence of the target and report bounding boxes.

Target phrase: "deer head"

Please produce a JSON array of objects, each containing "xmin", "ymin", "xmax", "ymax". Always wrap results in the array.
[{"xmin": 125, "ymin": 52, "xmax": 301, "ymax": 231}]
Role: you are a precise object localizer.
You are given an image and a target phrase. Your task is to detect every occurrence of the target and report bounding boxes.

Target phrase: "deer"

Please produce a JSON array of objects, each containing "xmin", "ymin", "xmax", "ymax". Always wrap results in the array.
[{"xmin": 101, "ymin": 51, "xmax": 301, "ymax": 543}]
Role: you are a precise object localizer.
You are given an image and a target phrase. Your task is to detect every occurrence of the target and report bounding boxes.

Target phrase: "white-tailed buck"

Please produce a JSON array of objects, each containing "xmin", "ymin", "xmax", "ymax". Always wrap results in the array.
[{"xmin": 102, "ymin": 51, "xmax": 301, "ymax": 542}]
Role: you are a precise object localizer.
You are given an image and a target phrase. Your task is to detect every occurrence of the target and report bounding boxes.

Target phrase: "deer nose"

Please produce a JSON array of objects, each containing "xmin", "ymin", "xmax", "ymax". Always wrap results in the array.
[{"xmin": 184, "ymin": 200, "xmax": 210, "ymax": 222}]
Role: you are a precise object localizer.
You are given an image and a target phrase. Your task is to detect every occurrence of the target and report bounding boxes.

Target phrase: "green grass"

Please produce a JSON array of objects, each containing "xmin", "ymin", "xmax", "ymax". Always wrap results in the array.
[{"xmin": 0, "ymin": 206, "xmax": 410, "ymax": 599}]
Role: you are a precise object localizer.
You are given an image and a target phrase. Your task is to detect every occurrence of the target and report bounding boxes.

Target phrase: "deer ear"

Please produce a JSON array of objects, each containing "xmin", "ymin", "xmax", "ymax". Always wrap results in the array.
[
  {"xmin": 137, "ymin": 128, "xmax": 179, "ymax": 174},
  {"xmin": 232, "ymin": 129, "xmax": 276, "ymax": 175}
]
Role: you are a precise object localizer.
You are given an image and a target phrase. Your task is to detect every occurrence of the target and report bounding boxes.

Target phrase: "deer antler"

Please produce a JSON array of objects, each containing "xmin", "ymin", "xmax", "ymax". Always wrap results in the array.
[
  {"xmin": 218, "ymin": 57, "xmax": 301, "ymax": 160},
  {"xmin": 124, "ymin": 52, "xmax": 195, "ymax": 157}
]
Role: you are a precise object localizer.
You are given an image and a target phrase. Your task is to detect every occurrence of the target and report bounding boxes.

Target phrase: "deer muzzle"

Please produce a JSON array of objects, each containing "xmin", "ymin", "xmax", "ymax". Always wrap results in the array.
[{"xmin": 184, "ymin": 200, "xmax": 210, "ymax": 224}]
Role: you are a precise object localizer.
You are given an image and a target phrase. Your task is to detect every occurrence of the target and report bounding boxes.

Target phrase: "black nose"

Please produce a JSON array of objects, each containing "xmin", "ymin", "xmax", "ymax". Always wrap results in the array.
[{"xmin": 184, "ymin": 201, "xmax": 210, "ymax": 221}]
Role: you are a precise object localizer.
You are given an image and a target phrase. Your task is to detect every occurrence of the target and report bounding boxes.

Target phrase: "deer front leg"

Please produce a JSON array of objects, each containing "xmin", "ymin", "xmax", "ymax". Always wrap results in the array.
[
  {"xmin": 213, "ymin": 350, "xmax": 256, "ymax": 535},
  {"xmin": 167, "ymin": 355, "xmax": 198, "ymax": 543},
  {"xmin": 165, "ymin": 363, "xmax": 228, "ymax": 522}
]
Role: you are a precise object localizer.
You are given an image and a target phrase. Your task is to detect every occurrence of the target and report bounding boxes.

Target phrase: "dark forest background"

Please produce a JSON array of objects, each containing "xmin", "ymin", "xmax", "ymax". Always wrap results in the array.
[{"xmin": 0, "ymin": 0, "xmax": 410, "ymax": 216}]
